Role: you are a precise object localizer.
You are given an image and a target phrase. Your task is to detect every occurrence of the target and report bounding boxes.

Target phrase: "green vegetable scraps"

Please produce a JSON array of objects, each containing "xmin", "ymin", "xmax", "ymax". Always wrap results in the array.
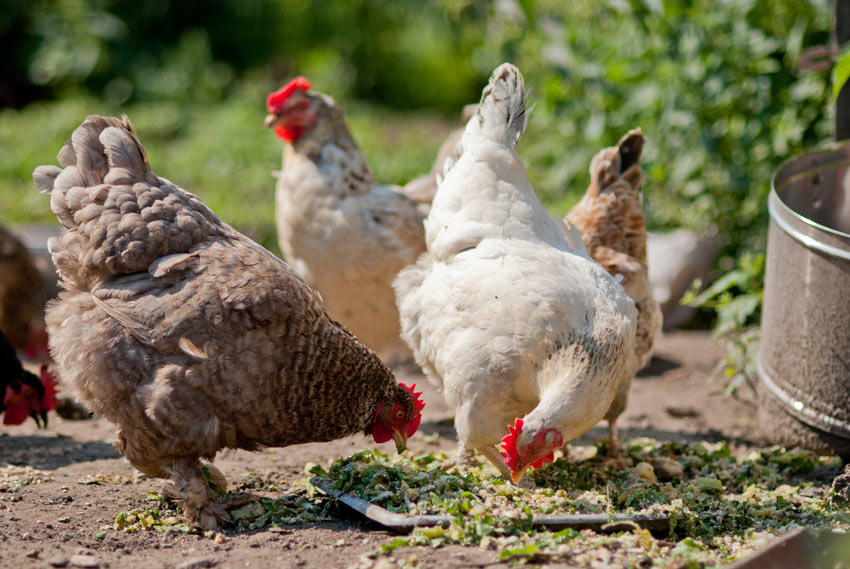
[{"xmin": 313, "ymin": 440, "xmax": 848, "ymax": 567}]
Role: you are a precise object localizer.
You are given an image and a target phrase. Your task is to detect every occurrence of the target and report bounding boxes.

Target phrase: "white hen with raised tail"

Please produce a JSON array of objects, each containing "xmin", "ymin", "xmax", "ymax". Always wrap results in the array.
[{"xmin": 394, "ymin": 64, "xmax": 637, "ymax": 484}]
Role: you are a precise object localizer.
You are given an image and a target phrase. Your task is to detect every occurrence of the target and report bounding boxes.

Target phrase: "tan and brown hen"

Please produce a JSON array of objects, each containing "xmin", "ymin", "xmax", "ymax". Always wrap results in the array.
[
  {"xmin": 566, "ymin": 129, "xmax": 662, "ymax": 458},
  {"xmin": 34, "ymin": 115, "xmax": 423, "ymax": 530}
]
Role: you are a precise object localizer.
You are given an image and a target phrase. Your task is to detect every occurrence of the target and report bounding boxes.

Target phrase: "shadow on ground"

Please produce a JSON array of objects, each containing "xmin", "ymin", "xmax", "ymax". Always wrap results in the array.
[{"xmin": 0, "ymin": 433, "xmax": 120, "ymax": 470}]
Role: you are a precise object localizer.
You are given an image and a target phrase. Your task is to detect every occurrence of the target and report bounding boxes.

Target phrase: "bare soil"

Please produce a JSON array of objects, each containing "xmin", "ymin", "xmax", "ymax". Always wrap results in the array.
[{"xmin": 0, "ymin": 331, "xmax": 764, "ymax": 569}]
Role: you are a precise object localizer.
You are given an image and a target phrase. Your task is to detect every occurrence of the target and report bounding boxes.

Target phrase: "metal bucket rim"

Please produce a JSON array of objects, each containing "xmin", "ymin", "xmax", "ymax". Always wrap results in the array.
[
  {"xmin": 770, "ymin": 142, "xmax": 850, "ymax": 242},
  {"xmin": 767, "ymin": 192, "xmax": 850, "ymax": 261}
]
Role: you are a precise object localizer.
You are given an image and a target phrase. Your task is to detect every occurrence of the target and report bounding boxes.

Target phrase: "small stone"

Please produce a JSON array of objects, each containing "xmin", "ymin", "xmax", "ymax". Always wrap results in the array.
[
  {"xmin": 70, "ymin": 555, "xmax": 100, "ymax": 568},
  {"xmin": 831, "ymin": 464, "xmax": 850, "ymax": 504},
  {"xmin": 47, "ymin": 556, "xmax": 69, "ymax": 568},
  {"xmin": 25, "ymin": 550, "xmax": 39, "ymax": 559},
  {"xmin": 631, "ymin": 462, "xmax": 657, "ymax": 482},
  {"xmin": 649, "ymin": 456, "xmax": 685, "ymax": 480},
  {"xmin": 665, "ymin": 406, "xmax": 700, "ymax": 419},
  {"xmin": 373, "ymin": 559, "xmax": 398, "ymax": 569}
]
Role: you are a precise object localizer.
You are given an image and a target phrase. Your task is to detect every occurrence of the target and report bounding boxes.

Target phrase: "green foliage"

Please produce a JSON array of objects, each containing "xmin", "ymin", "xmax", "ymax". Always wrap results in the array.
[
  {"xmin": 833, "ymin": 44, "xmax": 850, "ymax": 101},
  {"xmin": 684, "ymin": 253, "xmax": 764, "ymax": 336},
  {"xmin": 3, "ymin": 0, "xmax": 486, "ymax": 112},
  {"xmin": 683, "ymin": 253, "xmax": 765, "ymax": 396},
  {"xmin": 488, "ymin": 0, "xmax": 832, "ymax": 253}
]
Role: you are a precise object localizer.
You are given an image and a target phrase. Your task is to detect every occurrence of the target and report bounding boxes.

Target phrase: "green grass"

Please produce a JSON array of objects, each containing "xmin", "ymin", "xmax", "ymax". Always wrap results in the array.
[{"xmin": 0, "ymin": 79, "xmax": 457, "ymax": 253}]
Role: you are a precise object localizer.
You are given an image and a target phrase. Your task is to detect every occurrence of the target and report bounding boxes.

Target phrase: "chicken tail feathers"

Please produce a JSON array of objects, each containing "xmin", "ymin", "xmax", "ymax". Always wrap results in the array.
[
  {"xmin": 588, "ymin": 128, "xmax": 645, "ymax": 198},
  {"xmin": 617, "ymin": 129, "xmax": 644, "ymax": 174},
  {"xmin": 476, "ymin": 63, "xmax": 528, "ymax": 148},
  {"xmin": 33, "ymin": 116, "xmax": 149, "ymax": 197},
  {"xmin": 33, "ymin": 115, "xmax": 224, "ymax": 289}
]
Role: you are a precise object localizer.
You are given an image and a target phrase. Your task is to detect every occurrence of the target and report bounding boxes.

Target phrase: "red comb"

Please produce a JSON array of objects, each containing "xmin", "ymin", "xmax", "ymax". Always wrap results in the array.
[
  {"xmin": 400, "ymin": 383, "xmax": 425, "ymax": 411},
  {"xmin": 40, "ymin": 365, "xmax": 58, "ymax": 411},
  {"xmin": 399, "ymin": 382, "xmax": 425, "ymax": 437},
  {"xmin": 266, "ymin": 76, "xmax": 312, "ymax": 112},
  {"xmin": 500, "ymin": 417, "xmax": 524, "ymax": 470}
]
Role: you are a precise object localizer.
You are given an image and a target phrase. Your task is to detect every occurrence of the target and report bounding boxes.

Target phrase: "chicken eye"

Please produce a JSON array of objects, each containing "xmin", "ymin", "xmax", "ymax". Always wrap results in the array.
[
  {"xmin": 293, "ymin": 101, "xmax": 308, "ymax": 112},
  {"xmin": 395, "ymin": 410, "xmax": 405, "ymax": 420}
]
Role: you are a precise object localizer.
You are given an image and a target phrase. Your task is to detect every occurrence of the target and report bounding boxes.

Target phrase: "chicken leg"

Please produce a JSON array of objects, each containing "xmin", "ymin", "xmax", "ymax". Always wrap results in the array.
[
  {"xmin": 602, "ymin": 377, "xmax": 630, "ymax": 470},
  {"xmin": 163, "ymin": 459, "xmax": 230, "ymax": 531}
]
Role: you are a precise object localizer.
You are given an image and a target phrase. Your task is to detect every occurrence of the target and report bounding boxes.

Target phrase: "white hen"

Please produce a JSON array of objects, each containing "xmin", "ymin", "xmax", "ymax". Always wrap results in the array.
[
  {"xmin": 394, "ymin": 64, "xmax": 637, "ymax": 484},
  {"xmin": 265, "ymin": 77, "xmax": 426, "ymax": 362}
]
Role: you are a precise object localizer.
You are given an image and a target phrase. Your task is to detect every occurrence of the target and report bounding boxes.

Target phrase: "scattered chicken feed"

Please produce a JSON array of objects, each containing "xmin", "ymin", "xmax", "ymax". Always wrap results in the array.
[
  {"xmin": 95, "ymin": 437, "xmax": 850, "ymax": 567},
  {"xmin": 311, "ymin": 439, "xmax": 848, "ymax": 566}
]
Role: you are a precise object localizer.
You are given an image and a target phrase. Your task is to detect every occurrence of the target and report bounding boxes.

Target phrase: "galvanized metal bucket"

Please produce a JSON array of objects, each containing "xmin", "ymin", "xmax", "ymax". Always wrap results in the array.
[{"xmin": 758, "ymin": 143, "xmax": 850, "ymax": 460}]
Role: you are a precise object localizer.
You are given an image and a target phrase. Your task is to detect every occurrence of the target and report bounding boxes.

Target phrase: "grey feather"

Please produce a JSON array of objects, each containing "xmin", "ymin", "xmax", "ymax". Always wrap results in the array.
[
  {"xmin": 57, "ymin": 142, "xmax": 76, "ymax": 168},
  {"xmin": 71, "ymin": 118, "xmax": 109, "ymax": 187},
  {"xmin": 100, "ymin": 126, "xmax": 147, "ymax": 179},
  {"xmin": 32, "ymin": 165, "xmax": 62, "ymax": 194}
]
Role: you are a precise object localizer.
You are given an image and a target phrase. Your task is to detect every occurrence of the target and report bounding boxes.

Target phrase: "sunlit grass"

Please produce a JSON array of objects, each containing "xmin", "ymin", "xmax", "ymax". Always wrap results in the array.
[{"xmin": 0, "ymin": 79, "xmax": 459, "ymax": 253}]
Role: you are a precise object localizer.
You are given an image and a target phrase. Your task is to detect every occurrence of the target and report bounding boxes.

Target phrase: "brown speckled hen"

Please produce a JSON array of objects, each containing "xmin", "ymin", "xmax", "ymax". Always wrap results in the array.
[
  {"xmin": 33, "ymin": 115, "xmax": 423, "ymax": 530},
  {"xmin": 565, "ymin": 129, "xmax": 662, "ymax": 457}
]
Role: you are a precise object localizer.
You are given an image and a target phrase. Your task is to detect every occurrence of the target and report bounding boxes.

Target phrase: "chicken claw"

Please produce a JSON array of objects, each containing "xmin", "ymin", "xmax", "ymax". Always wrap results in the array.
[{"xmin": 164, "ymin": 460, "xmax": 230, "ymax": 531}]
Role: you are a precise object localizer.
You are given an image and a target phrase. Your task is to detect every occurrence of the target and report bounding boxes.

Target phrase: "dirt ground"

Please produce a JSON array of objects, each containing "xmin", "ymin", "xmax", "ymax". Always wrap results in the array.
[{"xmin": 0, "ymin": 330, "xmax": 765, "ymax": 569}]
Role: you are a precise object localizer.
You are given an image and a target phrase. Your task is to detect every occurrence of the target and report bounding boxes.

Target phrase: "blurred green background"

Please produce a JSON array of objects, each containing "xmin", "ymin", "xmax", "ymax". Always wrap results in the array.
[{"xmin": 0, "ymin": 0, "xmax": 834, "ymax": 266}]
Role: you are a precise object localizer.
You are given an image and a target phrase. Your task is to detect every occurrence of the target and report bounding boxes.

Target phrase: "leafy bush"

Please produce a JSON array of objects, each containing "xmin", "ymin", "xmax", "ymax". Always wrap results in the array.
[
  {"xmin": 472, "ymin": 0, "xmax": 833, "ymax": 259},
  {"xmin": 683, "ymin": 253, "xmax": 765, "ymax": 396},
  {"xmin": 2, "ymin": 0, "xmax": 487, "ymax": 112}
]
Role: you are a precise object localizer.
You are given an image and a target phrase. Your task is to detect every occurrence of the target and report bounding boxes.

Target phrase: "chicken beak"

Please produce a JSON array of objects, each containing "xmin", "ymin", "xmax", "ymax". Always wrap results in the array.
[
  {"xmin": 391, "ymin": 429, "xmax": 408, "ymax": 453},
  {"xmin": 510, "ymin": 465, "xmax": 529, "ymax": 485},
  {"xmin": 264, "ymin": 113, "xmax": 280, "ymax": 129}
]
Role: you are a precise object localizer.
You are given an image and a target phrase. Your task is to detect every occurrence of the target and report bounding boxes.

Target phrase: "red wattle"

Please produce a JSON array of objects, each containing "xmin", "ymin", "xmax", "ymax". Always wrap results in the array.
[
  {"xmin": 532, "ymin": 452, "xmax": 555, "ymax": 469},
  {"xmin": 3, "ymin": 388, "xmax": 29, "ymax": 425},
  {"xmin": 371, "ymin": 423, "xmax": 392, "ymax": 444},
  {"xmin": 40, "ymin": 366, "xmax": 58, "ymax": 411},
  {"xmin": 275, "ymin": 124, "xmax": 304, "ymax": 143}
]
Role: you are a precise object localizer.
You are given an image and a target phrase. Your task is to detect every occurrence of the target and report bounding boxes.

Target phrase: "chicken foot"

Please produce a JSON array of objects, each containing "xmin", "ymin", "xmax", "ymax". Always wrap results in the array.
[{"xmin": 164, "ymin": 459, "xmax": 231, "ymax": 531}]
